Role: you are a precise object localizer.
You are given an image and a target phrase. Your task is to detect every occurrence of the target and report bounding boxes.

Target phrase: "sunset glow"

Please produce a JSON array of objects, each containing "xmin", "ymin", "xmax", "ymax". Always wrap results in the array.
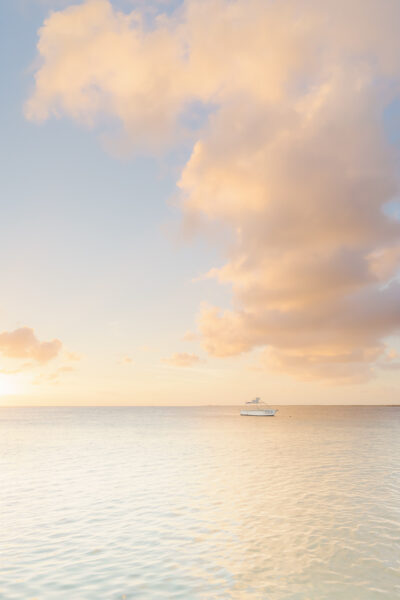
[
  {"xmin": 2, "ymin": 0, "xmax": 400, "ymax": 404},
  {"xmin": 0, "ymin": 374, "xmax": 20, "ymax": 397}
]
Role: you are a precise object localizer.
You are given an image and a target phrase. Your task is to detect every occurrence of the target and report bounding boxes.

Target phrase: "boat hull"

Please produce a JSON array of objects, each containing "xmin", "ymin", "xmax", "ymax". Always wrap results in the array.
[{"xmin": 240, "ymin": 409, "xmax": 277, "ymax": 416}]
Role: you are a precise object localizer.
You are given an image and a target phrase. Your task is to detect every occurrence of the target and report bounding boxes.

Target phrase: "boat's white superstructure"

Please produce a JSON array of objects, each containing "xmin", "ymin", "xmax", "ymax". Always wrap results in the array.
[{"xmin": 240, "ymin": 397, "xmax": 277, "ymax": 416}]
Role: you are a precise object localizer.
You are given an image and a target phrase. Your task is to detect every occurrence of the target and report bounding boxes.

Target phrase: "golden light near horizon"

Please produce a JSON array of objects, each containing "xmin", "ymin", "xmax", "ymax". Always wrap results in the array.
[{"xmin": 0, "ymin": 374, "xmax": 20, "ymax": 397}]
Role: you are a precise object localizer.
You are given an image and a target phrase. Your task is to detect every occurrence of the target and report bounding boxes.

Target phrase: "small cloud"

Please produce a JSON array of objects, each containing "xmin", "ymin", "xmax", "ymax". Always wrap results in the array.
[
  {"xmin": 65, "ymin": 351, "xmax": 82, "ymax": 362},
  {"xmin": 119, "ymin": 356, "xmax": 134, "ymax": 365},
  {"xmin": 57, "ymin": 366, "xmax": 74, "ymax": 373},
  {"xmin": 0, "ymin": 327, "xmax": 62, "ymax": 364},
  {"xmin": 33, "ymin": 365, "xmax": 75, "ymax": 385},
  {"xmin": 163, "ymin": 352, "xmax": 202, "ymax": 367}
]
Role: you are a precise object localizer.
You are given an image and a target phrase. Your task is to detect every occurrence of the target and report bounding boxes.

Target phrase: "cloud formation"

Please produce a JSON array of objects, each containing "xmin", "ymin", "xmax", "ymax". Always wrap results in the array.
[
  {"xmin": 33, "ymin": 365, "xmax": 75, "ymax": 385},
  {"xmin": 26, "ymin": 0, "xmax": 400, "ymax": 381},
  {"xmin": 0, "ymin": 327, "xmax": 62, "ymax": 364},
  {"xmin": 119, "ymin": 356, "xmax": 134, "ymax": 364},
  {"xmin": 65, "ymin": 351, "xmax": 82, "ymax": 362},
  {"xmin": 163, "ymin": 352, "xmax": 201, "ymax": 367}
]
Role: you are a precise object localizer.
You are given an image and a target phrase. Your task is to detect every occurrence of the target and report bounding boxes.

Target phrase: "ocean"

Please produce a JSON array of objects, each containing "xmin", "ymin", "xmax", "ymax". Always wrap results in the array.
[{"xmin": 1, "ymin": 405, "xmax": 399, "ymax": 599}]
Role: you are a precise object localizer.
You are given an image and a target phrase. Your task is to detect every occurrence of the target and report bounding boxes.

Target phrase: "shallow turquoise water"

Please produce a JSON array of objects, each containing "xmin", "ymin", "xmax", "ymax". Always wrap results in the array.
[{"xmin": 1, "ymin": 406, "xmax": 400, "ymax": 599}]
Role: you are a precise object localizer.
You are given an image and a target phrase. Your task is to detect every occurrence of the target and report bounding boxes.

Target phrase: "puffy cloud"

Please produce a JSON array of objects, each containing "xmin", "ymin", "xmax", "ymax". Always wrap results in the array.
[
  {"xmin": 25, "ymin": 0, "xmax": 191, "ymax": 152},
  {"xmin": 0, "ymin": 327, "xmax": 62, "ymax": 364},
  {"xmin": 163, "ymin": 352, "xmax": 201, "ymax": 367},
  {"xmin": 26, "ymin": 0, "xmax": 400, "ymax": 381}
]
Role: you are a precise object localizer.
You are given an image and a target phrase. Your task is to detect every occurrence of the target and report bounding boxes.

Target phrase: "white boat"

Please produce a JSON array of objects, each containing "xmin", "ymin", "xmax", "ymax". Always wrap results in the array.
[{"xmin": 240, "ymin": 397, "xmax": 277, "ymax": 416}]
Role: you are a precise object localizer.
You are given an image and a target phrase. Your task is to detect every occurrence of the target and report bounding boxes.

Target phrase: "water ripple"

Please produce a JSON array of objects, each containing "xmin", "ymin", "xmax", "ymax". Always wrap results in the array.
[{"xmin": 1, "ymin": 406, "xmax": 400, "ymax": 599}]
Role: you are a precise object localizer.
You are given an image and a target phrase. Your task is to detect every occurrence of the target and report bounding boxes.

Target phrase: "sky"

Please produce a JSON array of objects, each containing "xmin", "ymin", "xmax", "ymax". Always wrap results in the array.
[{"xmin": 1, "ymin": 0, "xmax": 400, "ymax": 405}]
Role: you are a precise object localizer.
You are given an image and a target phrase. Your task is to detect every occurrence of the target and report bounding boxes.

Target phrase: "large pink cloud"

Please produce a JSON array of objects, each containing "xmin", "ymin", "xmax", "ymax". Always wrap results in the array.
[{"xmin": 26, "ymin": 0, "xmax": 400, "ymax": 381}]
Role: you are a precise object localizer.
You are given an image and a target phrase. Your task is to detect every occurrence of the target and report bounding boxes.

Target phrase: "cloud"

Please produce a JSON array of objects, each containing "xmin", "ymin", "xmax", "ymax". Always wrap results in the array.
[
  {"xmin": 163, "ymin": 352, "xmax": 201, "ymax": 367},
  {"xmin": 24, "ymin": 0, "xmax": 192, "ymax": 153},
  {"xmin": 26, "ymin": 0, "xmax": 400, "ymax": 381},
  {"xmin": 33, "ymin": 365, "xmax": 75, "ymax": 385},
  {"xmin": 119, "ymin": 356, "xmax": 134, "ymax": 364},
  {"xmin": 65, "ymin": 351, "xmax": 82, "ymax": 361},
  {"xmin": 0, "ymin": 327, "xmax": 62, "ymax": 364}
]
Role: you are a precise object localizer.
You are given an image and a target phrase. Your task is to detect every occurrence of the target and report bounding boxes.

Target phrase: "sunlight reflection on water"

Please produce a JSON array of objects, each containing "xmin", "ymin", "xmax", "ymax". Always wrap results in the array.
[{"xmin": 1, "ymin": 406, "xmax": 400, "ymax": 599}]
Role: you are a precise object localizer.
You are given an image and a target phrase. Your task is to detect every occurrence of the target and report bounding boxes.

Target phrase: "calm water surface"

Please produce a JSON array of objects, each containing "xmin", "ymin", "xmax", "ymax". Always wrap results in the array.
[{"xmin": 1, "ymin": 406, "xmax": 399, "ymax": 599}]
